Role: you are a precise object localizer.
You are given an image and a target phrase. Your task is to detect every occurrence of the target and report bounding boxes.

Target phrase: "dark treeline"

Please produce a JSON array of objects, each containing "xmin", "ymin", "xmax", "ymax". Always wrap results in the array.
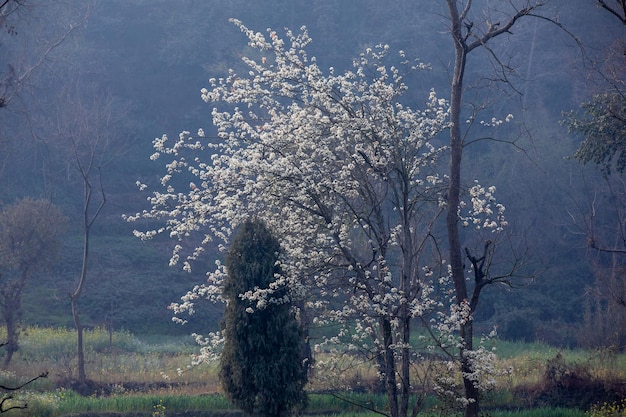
[{"xmin": 0, "ymin": 0, "xmax": 623, "ymax": 347}]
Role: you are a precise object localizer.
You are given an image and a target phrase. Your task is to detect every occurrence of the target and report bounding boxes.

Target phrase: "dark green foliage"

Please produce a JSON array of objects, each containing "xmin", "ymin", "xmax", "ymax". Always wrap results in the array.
[
  {"xmin": 220, "ymin": 220, "xmax": 307, "ymax": 417},
  {"xmin": 499, "ymin": 310, "xmax": 537, "ymax": 343},
  {"xmin": 564, "ymin": 93, "xmax": 626, "ymax": 175}
]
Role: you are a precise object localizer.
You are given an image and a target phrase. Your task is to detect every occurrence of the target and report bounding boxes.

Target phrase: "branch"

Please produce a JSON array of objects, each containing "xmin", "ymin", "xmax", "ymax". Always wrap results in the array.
[
  {"xmin": 417, "ymin": 315, "xmax": 458, "ymax": 360},
  {"xmin": 329, "ymin": 392, "xmax": 389, "ymax": 417},
  {"xmin": 0, "ymin": 372, "xmax": 50, "ymax": 414},
  {"xmin": 463, "ymin": 135, "xmax": 527, "ymax": 152},
  {"xmin": 0, "ymin": 0, "xmax": 21, "ymax": 15},
  {"xmin": 597, "ymin": 0, "xmax": 626, "ymax": 25},
  {"xmin": 526, "ymin": 12, "xmax": 585, "ymax": 57},
  {"xmin": 586, "ymin": 180, "xmax": 626, "ymax": 253},
  {"xmin": 87, "ymin": 166, "xmax": 107, "ymax": 229},
  {"xmin": 466, "ymin": 4, "xmax": 546, "ymax": 52},
  {"xmin": 588, "ymin": 237, "xmax": 626, "ymax": 254},
  {"xmin": 0, "ymin": 371, "xmax": 48, "ymax": 391},
  {"xmin": 0, "ymin": 396, "xmax": 27, "ymax": 414},
  {"xmin": 2, "ymin": 4, "xmax": 92, "ymax": 107},
  {"xmin": 460, "ymin": 0, "xmax": 473, "ymax": 22}
]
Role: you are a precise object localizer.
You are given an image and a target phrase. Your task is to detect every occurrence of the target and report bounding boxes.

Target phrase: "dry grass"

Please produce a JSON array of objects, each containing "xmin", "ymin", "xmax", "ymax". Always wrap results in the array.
[{"xmin": 0, "ymin": 326, "xmax": 624, "ymax": 416}]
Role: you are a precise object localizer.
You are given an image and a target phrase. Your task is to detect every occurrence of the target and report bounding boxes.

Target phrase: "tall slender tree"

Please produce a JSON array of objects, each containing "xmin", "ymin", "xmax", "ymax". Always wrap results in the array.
[
  {"xmin": 220, "ymin": 219, "xmax": 307, "ymax": 417},
  {"xmin": 443, "ymin": 2, "xmax": 569, "ymax": 416},
  {"xmin": 44, "ymin": 83, "xmax": 123, "ymax": 389}
]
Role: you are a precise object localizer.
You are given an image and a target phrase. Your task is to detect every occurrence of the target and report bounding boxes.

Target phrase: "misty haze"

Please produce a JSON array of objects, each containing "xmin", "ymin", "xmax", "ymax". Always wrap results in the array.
[{"xmin": 0, "ymin": 1, "xmax": 624, "ymax": 416}]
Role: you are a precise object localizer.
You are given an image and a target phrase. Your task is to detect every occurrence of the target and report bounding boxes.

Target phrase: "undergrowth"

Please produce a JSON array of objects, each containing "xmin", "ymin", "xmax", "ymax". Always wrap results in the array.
[{"xmin": 0, "ymin": 327, "xmax": 622, "ymax": 417}]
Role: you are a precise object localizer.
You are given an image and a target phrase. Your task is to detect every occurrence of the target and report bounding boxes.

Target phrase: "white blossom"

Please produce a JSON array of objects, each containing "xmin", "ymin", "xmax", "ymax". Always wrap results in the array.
[{"xmin": 127, "ymin": 20, "xmax": 508, "ymax": 405}]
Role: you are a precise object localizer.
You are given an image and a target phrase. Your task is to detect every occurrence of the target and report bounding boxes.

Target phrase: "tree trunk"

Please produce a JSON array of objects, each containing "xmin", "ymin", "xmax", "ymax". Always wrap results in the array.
[
  {"xmin": 71, "ymin": 211, "xmax": 91, "ymax": 386},
  {"xmin": 460, "ymin": 322, "xmax": 480, "ymax": 417},
  {"xmin": 400, "ymin": 310, "xmax": 410, "ymax": 417},
  {"xmin": 381, "ymin": 316, "xmax": 399, "ymax": 417},
  {"xmin": 445, "ymin": 2, "xmax": 480, "ymax": 416},
  {"xmin": 3, "ymin": 307, "xmax": 16, "ymax": 369},
  {"xmin": 1, "ymin": 278, "xmax": 26, "ymax": 369},
  {"xmin": 399, "ymin": 211, "xmax": 413, "ymax": 417},
  {"xmin": 71, "ymin": 294, "xmax": 87, "ymax": 384}
]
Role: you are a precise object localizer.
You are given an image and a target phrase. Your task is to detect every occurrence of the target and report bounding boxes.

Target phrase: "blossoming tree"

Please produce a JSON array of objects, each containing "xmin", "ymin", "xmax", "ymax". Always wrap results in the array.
[{"xmin": 127, "ymin": 20, "xmax": 507, "ymax": 417}]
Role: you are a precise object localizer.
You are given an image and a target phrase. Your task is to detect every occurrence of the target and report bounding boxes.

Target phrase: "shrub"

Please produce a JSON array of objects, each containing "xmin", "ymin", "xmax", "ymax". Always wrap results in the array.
[
  {"xmin": 587, "ymin": 398, "xmax": 626, "ymax": 417},
  {"xmin": 523, "ymin": 353, "xmax": 626, "ymax": 410}
]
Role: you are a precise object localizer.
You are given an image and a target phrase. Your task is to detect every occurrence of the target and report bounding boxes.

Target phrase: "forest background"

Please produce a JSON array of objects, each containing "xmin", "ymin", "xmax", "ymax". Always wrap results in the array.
[{"xmin": 0, "ymin": 0, "xmax": 624, "ymax": 350}]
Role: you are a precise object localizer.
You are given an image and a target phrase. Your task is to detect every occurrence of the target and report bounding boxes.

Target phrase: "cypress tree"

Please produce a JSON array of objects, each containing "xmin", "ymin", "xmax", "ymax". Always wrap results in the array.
[{"xmin": 220, "ymin": 219, "xmax": 308, "ymax": 417}]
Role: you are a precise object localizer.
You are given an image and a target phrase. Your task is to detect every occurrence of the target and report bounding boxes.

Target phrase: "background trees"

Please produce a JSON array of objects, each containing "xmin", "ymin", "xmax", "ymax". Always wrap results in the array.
[
  {"xmin": 0, "ymin": 0, "xmax": 620, "ymax": 363},
  {"xmin": 0, "ymin": 198, "xmax": 66, "ymax": 368},
  {"xmin": 220, "ymin": 219, "xmax": 307, "ymax": 417},
  {"xmin": 562, "ymin": 0, "xmax": 626, "ymax": 351}
]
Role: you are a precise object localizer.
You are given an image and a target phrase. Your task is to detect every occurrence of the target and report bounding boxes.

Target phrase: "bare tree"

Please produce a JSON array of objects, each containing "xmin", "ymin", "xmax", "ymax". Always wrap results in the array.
[
  {"xmin": 43, "ymin": 82, "xmax": 126, "ymax": 389},
  {"xmin": 0, "ymin": 2, "xmax": 92, "ymax": 188},
  {"xmin": 442, "ymin": 2, "xmax": 565, "ymax": 416},
  {"xmin": 566, "ymin": 173, "xmax": 626, "ymax": 348}
]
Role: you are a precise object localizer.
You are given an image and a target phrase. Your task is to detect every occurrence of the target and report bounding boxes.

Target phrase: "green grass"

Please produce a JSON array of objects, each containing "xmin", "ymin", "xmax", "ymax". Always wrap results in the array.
[
  {"xmin": 489, "ymin": 409, "xmax": 587, "ymax": 417},
  {"xmin": 0, "ymin": 326, "xmax": 623, "ymax": 417},
  {"xmin": 488, "ymin": 338, "xmax": 587, "ymax": 362},
  {"xmin": 0, "ymin": 391, "xmax": 591, "ymax": 417},
  {"xmin": 55, "ymin": 391, "xmax": 236, "ymax": 414},
  {"xmin": 1, "ymin": 391, "xmax": 236, "ymax": 417}
]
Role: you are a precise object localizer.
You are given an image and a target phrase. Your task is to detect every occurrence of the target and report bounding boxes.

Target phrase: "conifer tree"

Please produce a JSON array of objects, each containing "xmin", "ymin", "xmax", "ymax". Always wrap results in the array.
[{"xmin": 220, "ymin": 219, "xmax": 307, "ymax": 417}]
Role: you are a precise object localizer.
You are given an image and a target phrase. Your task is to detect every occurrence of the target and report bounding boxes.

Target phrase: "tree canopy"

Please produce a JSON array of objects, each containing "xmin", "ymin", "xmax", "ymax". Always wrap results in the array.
[
  {"xmin": 128, "ymin": 20, "xmax": 509, "ymax": 417},
  {"xmin": 565, "ymin": 93, "xmax": 626, "ymax": 175},
  {"xmin": 0, "ymin": 197, "xmax": 67, "ymax": 367}
]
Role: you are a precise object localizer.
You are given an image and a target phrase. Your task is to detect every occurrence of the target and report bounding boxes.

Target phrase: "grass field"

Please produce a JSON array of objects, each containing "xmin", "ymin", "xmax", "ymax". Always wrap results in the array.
[{"xmin": 0, "ymin": 327, "xmax": 623, "ymax": 416}]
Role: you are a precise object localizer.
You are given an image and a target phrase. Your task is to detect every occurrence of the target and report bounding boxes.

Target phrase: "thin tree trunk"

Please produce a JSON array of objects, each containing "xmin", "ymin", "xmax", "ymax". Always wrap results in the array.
[
  {"xmin": 445, "ymin": 2, "xmax": 480, "ymax": 416},
  {"xmin": 3, "ymin": 307, "xmax": 16, "ymax": 369},
  {"xmin": 381, "ymin": 316, "xmax": 399, "ymax": 417},
  {"xmin": 400, "ymin": 206, "xmax": 413, "ymax": 417},
  {"xmin": 71, "ymin": 209, "xmax": 91, "ymax": 386},
  {"xmin": 2, "ymin": 276, "xmax": 26, "ymax": 369},
  {"xmin": 71, "ymin": 169, "xmax": 104, "ymax": 388},
  {"xmin": 71, "ymin": 296, "xmax": 86, "ymax": 384},
  {"xmin": 400, "ymin": 310, "xmax": 410, "ymax": 417},
  {"xmin": 443, "ymin": 1, "xmax": 544, "ymax": 415},
  {"xmin": 460, "ymin": 321, "xmax": 480, "ymax": 417}
]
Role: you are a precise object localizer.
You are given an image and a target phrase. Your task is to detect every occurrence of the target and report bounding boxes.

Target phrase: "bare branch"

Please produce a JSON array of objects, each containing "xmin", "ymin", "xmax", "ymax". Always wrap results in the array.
[
  {"xmin": 588, "ymin": 237, "xmax": 626, "ymax": 254},
  {"xmin": 0, "ymin": 371, "xmax": 47, "ymax": 413},
  {"xmin": 329, "ymin": 393, "xmax": 390, "ymax": 417},
  {"xmin": 0, "ymin": 371, "xmax": 48, "ymax": 392},
  {"xmin": 1, "ymin": 4, "xmax": 93, "ymax": 108},
  {"xmin": 597, "ymin": 0, "xmax": 626, "ymax": 25},
  {"xmin": 466, "ymin": 3, "xmax": 546, "ymax": 52}
]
